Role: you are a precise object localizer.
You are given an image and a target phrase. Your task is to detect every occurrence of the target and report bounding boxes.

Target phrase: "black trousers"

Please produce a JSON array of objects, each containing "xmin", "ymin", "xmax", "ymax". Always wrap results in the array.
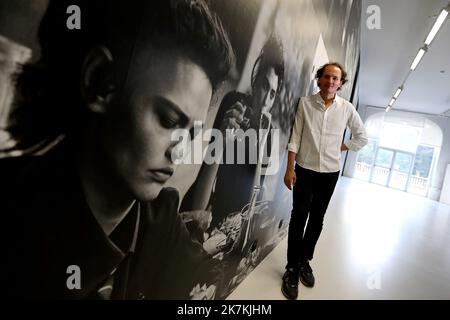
[{"xmin": 286, "ymin": 165, "xmax": 339, "ymax": 269}]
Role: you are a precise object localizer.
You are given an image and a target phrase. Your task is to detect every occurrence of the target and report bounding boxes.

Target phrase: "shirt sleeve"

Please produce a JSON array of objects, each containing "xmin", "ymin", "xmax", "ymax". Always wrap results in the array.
[
  {"xmin": 287, "ymin": 98, "xmax": 304, "ymax": 154},
  {"xmin": 150, "ymin": 188, "xmax": 224, "ymax": 299},
  {"xmin": 344, "ymin": 104, "xmax": 368, "ymax": 151}
]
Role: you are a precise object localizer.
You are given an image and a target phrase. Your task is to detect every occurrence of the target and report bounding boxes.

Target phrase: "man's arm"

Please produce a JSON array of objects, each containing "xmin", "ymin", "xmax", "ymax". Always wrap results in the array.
[
  {"xmin": 158, "ymin": 188, "xmax": 223, "ymax": 299},
  {"xmin": 180, "ymin": 92, "xmax": 246, "ymax": 212},
  {"xmin": 284, "ymin": 98, "xmax": 304, "ymax": 190},
  {"xmin": 287, "ymin": 98, "xmax": 304, "ymax": 156},
  {"xmin": 343, "ymin": 105, "xmax": 368, "ymax": 152}
]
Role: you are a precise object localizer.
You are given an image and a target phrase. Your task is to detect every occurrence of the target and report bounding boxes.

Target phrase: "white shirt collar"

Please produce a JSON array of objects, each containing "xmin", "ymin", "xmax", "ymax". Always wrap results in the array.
[{"xmin": 314, "ymin": 92, "xmax": 343, "ymax": 108}]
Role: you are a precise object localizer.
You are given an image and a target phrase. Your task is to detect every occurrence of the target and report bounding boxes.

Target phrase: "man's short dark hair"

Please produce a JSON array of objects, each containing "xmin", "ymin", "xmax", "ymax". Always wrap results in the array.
[
  {"xmin": 251, "ymin": 34, "xmax": 284, "ymax": 96},
  {"xmin": 315, "ymin": 62, "xmax": 348, "ymax": 90}
]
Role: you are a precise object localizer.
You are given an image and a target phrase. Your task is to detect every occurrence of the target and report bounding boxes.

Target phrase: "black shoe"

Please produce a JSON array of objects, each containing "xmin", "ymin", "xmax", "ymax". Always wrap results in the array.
[
  {"xmin": 281, "ymin": 268, "xmax": 299, "ymax": 300},
  {"xmin": 299, "ymin": 261, "xmax": 315, "ymax": 287}
]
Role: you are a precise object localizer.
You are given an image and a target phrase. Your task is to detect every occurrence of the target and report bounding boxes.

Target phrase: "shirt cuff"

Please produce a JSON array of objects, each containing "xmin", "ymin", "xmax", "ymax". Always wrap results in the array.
[
  {"xmin": 344, "ymin": 140, "xmax": 357, "ymax": 151},
  {"xmin": 287, "ymin": 143, "xmax": 298, "ymax": 153}
]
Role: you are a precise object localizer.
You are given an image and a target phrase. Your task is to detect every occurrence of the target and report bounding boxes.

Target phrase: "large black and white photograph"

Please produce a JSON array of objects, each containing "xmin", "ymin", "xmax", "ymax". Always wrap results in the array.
[{"xmin": 13, "ymin": 0, "xmax": 450, "ymax": 301}]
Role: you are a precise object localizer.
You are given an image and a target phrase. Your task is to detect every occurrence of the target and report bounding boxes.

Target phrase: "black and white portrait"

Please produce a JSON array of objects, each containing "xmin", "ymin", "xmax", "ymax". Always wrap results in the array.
[{"xmin": 0, "ymin": 0, "xmax": 361, "ymax": 299}]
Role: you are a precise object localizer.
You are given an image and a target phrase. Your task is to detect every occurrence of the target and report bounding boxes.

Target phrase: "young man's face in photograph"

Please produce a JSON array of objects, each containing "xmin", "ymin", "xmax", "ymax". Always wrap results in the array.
[
  {"xmin": 253, "ymin": 67, "xmax": 279, "ymax": 114},
  {"xmin": 99, "ymin": 47, "xmax": 212, "ymax": 201}
]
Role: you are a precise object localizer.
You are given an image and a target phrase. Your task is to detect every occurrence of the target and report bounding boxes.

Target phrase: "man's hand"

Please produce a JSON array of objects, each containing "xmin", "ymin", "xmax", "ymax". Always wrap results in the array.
[
  {"xmin": 260, "ymin": 111, "xmax": 272, "ymax": 130},
  {"xmin": 189, "ymin": 283, "xmax": 216, "ymax": 300},
  {"xmin": 220, "ymin": 101, "xmax": 247, "ymax": 132},
  {"xmin": 341, "ymin": 143, "xmax": 349, "ymax": 151},
  {"xmin": 284, "ymin": 168, "xmax": 296, "ymax": 190}
]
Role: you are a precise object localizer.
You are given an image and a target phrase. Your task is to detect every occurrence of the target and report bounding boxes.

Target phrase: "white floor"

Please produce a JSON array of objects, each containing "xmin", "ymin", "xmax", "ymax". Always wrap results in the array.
[{"xmin": 228, "ymin": 177, "xmax": 450, "ymax": 300}]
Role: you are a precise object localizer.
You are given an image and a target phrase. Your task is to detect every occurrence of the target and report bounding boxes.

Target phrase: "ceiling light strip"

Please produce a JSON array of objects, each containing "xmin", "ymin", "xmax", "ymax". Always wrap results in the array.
[
  {"xmin": 386, "ymin": 2, "xmax": 448, "ymax": 112},
  {"xmin": 410, "ymin": 47, "xmax": 426, "ymax": 71},
  {"xmin": 424, "ymin": 8, "xmax": 449, "ymax": 45}
]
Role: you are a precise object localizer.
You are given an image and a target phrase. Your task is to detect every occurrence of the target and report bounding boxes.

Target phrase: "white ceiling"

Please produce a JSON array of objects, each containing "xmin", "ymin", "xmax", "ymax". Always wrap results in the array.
[{"xmin": 360, "ymin": 0, "xmax": 450, "ymax": 115}]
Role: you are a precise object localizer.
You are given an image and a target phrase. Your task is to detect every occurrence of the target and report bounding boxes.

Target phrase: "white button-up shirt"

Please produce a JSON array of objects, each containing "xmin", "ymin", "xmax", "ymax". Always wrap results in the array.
[{"xmin": 287, "ymin": 92, "xmax": 368, "ymax": 173}]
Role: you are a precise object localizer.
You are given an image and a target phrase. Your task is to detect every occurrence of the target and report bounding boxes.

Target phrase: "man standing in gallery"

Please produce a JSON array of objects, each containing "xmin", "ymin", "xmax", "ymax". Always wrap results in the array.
[{"xmin": 281, "ymin": 62, "xmax": 368, "ymax": 299}]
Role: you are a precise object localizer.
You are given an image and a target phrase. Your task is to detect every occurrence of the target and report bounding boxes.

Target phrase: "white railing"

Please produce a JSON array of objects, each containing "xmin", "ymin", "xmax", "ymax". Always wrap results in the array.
[
  {"xmin": 354, "ymin": 162, "xmax": 429, "ymax": 196},
  {"xmin": 354, "ymin": 162, "xmax": 371, "ymax": 180},
  {"xmin": 409, "ymin": 176, "xmax": 428, "ymax": 190},
  {"xmin": 355, "ymin": 162, "xmax": 371, "ymax": 174}
]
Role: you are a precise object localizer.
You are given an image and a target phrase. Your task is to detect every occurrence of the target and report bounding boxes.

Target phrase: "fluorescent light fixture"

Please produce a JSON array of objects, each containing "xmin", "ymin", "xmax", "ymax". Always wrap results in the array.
[
  {"xmin": 424, "ymin": 8, "xmax": 449, "ymax": 45},
  {"xmin": 410, "ymin": 48, "xmax": 426, "ymax": 70},
  {"xmin": 389, "ymin": 98, "xmax": 396, "ymax": 106},
  {"xmin": 393, "ymin": 87, "xmax": 403, "ymax": 99}
]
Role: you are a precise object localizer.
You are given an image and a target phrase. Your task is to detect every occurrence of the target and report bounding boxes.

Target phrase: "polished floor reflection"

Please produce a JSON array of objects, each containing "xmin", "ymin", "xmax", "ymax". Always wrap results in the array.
[{"xmin": 228, "ymin": 177, "xmax": 450, "ymax": 300}]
